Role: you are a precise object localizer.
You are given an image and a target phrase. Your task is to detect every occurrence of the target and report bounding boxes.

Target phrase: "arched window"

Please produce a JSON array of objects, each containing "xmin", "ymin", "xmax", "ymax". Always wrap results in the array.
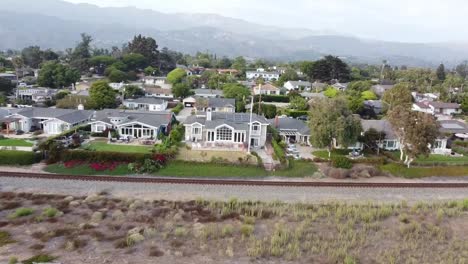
[{"xmin": 216, "ymin": 126, "xmax": 233, "ymax": 141}]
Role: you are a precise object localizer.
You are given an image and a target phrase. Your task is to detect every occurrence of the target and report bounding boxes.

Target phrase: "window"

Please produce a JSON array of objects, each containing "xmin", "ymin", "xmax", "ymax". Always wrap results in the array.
[
  {"xmin": 216, "ymin": 126, "xmax": 232, "ymax": 141},
  {"xmin": 434, "ymin": 140, "xmax": 442, "ymax": 149},
  {"xmin": 96, "ymin": 125, "xmax": 104, "ymax": 132},
  {"xmin": 385, "ymin": 140, "xmax": 396, "ymax": 148},
  {"xmin": 193, "ymin": 127, "xmax": 201, "ymax": 135}
]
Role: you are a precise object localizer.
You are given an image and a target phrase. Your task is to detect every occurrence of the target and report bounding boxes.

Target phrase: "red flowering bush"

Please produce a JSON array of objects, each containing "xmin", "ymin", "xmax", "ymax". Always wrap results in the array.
[
  {"xmin": 153, "ymin": 154, "xmax": 167, "ymax": 166},
  {"xmin": 89, "ymin": 162, "xmax": 121, "ymax": 171},
  {"xmin": 64, "ymin": 160, "xmax": 83, "ymax": 168}
]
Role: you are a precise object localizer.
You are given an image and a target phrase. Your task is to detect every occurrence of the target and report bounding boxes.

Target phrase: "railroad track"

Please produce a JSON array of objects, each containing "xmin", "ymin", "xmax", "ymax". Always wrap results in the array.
[{"xmin": 0, "ymin": 171, "xmax": 468, "ymax": 188}]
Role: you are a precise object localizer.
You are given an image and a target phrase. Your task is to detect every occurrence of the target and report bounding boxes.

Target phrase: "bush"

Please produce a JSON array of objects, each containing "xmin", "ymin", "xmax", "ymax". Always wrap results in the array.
[
  {"xmin": 8, "ymin": 208, "xmax": 34, "ymax": 219},
  {"xmin": 453, "ymin": 141, "xmax": 468, "ymax": 148},
  {"xmin": 171, "ymin": 103, "xmax": 184, "ymax": 115},
  {"xmin": 272, "ymin": 139, "xmax": 286, "ymax": 164},
  {"xmin": 251, "ymin": 151, "xmax": 263, "ymax": 167},
  {"xmin": 332, "ymin": 156, "xmax": 353, "ymax": 169},
  {"xmin": 43, "ymin": 207, "xmax": 60, "ymax": 218},
  {"xmin": 240, "ymin": 224, "xmax": 254, "ymax": 237},
  {"xmin": 22, "ymin": 254, "xmax": 56, "ymax": 264},
  {"xmin": 286, "ymin": 110, "xmax": 309, "ymax": 118},
  {"xmin": 351, "ymin": 157, "xmax": 386, "ymax": 165},
  {"xmin": 0, "ymin": 151, "xmax": 41, "ymax": 165},
  {"xmin": 254, "ymin": 95, "xmax": 289, "ymax": 103}
]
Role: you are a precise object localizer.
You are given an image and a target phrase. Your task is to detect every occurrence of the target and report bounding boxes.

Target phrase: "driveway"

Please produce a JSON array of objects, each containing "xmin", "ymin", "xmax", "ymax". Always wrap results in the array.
[
  {"xmin": 296, "ymin": 145, "xmax": 315, "ymax": 159},
  {"xmin": 176, "ymin": 107, "xmax": 193, "ymax": 122}
]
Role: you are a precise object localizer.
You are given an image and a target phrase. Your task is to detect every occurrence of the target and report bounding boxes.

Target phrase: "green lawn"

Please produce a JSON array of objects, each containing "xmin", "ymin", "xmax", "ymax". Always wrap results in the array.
[
  {"xmin": 380, "ymin": 164, "xmax": 468, "ymax": 179},
  {"xmin": 83, "ymin": 141, "xmax": 152, "ymax": 153},
  {"xmin": 44, "ymin": 163, "xmax": 132, "ymax": 176},
  {"xmin": 271, "ymin": 160, "xmax": 318, "ymax": 177},
  {"xmin": 0, "ymin": 138, "xmax": 34, "ymax": 147},
  {"xmin": 414, "ymin": 155, "xmax": 468, "ymax": 165}
]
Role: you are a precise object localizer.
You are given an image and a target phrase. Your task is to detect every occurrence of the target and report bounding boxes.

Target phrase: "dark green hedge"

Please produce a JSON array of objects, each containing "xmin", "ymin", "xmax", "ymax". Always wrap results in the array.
[
  {"xmin": 286, "ymin": 110, "xmax": 309, "ymax": 118},
  {"xmin": 0, "ymin": 151, "xmax": 41, "ymax": 165},
  {"xmin": 254, "ymin": 95, "xmax": 289, "ymax": 103},
  {"xmin": 61, "ymin": 150, "xmax": 151, "ymax": 163}
]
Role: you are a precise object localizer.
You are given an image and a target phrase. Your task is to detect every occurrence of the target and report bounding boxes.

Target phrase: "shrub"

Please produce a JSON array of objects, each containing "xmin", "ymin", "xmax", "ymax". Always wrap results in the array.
[
  {"xmin": 254, "ymin": 95, "xmax": 289, "ymax": 103},
  {"xmin": 332, "ymin": 156, "xmax": 353, "ymax": 169},
  {"xmin": 127, "ymin": 233, "xmax": 145, "ymax": 247},
  {"xmin": 272, "ymin": 139, "xmax": 286, "ymax": 164},
  {"xmin": 8, "ymin": 257, "xmax": 18, "ymax": 264},
  {"xmin": 174, "ymin": 227, "xmax": 187, "ymax": 237},
  {"xmin": 0, "ymin": 231, "xmax": 15, "ymax": 247},
  {"xmin": 43, "ymin": 208, "xmax": 60, "ymax": 218},
  {"xmin": 221, "ymin": 224, "xmax": 234, "ymax": 237},
  {"xmin": 0, "ymin": 151, "xmax": 41, "ymax": 165},
  {"xmin": 171, "ymin": 103, "xmax": 184, "ymax": 115},
  {"xmin": 351, "ymin": 157, "xmax": 386, "ymax": 165},
  {"xmin": 240, "ymin": 224, "xmax": 254, "ymax": 237},
  {"xmin": 8, "ymin": 208, "xmax": 34, "ymax": 219},
  {"xmin": 251, "ymin": 151, "xmax": 263, "ymax": 167},
  {"xmin": 286, "ymin": 110, "xmax": 309, "ymax": 118},
  {"xmin": 21, "ymin": 254, "xmax": 56, "ymax": 264}
]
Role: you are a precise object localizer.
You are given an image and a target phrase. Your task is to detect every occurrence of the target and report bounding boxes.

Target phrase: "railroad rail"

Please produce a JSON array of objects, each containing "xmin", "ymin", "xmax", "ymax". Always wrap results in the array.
[{"xmin": 0, "ymin": 171, "xmax": 468, "ymax": 188}]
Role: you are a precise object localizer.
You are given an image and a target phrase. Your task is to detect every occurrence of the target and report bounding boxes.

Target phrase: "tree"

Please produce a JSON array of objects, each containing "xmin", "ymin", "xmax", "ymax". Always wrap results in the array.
[
  {"xmin": 89, "ymin": 81, "xmax": 117, "ymax": 109},
  {"xmin": 388, "ymin": 106, "xmax": 439, "ymax": 167},
  {"xmin": 56, "ymin": 95, "xmax": 95, "ymax": 109},
  {"xmin": 309, "ymin": 98, "xmax": 362, "ymax": 157},
  {"xmin": 455, "ymin": 61, "xmax": 468, "ymax": 79},
  {"xmin": 124, "ymin": 85, "xmax": 145, "ymax": 99},
  {"xmin": 167, "ymin": 68, "xmax": 187, "ymax": 84},
  {"xmin": 37, "ymin": 61, "xmax": 80, "ymax": 88},
  {"xmin": 122, "ymin": 53, "xmax": 147, "ymax": 71},
  {"xmin": 300, "ymin": 61, "xmax": 315, "ymax": 81},
  {"xmin": 289, "ymin": 96, "xmax": 308, "ymax": 110},
  {"xmin": 172, "ymin": 83, "xmax": 192, "ymax": 99},
  {"xmin": 324, "ymin": 86, "xmax": 339, "ymax": 98},
  {"xmin": 461, "ymin": 96, "xmax": 468, "ymax": 114},
  {"xmin": 361, "ymin": 90, "xmax": 377, "ymax": 100},
  {"xmin": 223, "ymin": 83, "xmax": 251, "ymax": 99},
  {"xmin": 253, "ymin": 103, "xmax": 277, "ymax": 119},
  {"xmin": 232, "ymin": 56, "xmax": 246, "ymax": 73},
  {"xmin": 312, "ymin": 55, "xmax": 350, "ymax": 82},
  {"xmin": 108, "ymin": 69, "xmax": 128, "ymax": 83},
  {"xmin": 21, "ymin": 46, "xmax": 43, "ymax": 68},
  {"xmin": 381, "ymin": 82, "xmax": 413, "ymax": 112},
  {"xmin": 144, "ymin": 66, "xmax": 156, "ymax": 76},
  {"xmin": 127, "ymin": 35, "xmax": 159, "ymax": 67},
  {"xmin": 436, "ymin": 63, "xmax": 446, "ymax": 81},
  {"xmin": 217, "ymin": 57, "xmax": 232, "ymax": 69},
  {"xmin": 359, "ymin": 128, "xmax": 386, "ymax": 154},
  {"xmin": 277, "ymin": 68, "xmax": 299, "ymax": 87},
  {"xmin": 70, "ymin": 33, "xmax": 93, "ymax": 72},
  {"xmin": 347, "ymin": 95, "xmax": 364, "ymax": 114},
  {"xmin": 0, "ymin": 78, "xmax": 14, "ymax": 95},
  {"xmin": 347, "ymin": 81, "xmax": 372, "ymax": 92}
]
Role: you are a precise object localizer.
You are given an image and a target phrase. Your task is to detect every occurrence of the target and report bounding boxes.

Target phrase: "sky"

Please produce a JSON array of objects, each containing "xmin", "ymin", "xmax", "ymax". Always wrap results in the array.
[{"xmin": 63, "ymin": 0, "xmax": 468, "ymax": 43}]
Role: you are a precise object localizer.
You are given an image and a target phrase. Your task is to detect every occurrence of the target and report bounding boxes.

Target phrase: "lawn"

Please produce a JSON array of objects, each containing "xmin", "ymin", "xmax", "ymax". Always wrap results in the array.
[
  {"xmin": 0, "ymin": 138, "xmax": 34, "ymax": 147},
  {"xmin": 44, "ymin": 163, "xmax": 132, "ymax": 176},
  {"xmin": 156, "ymin": 161, "xmax": 268, "ymax": 178},
  {"xmin": 414, "ymin": 154, "xmax": 468, "ymax": 165},
  {"xmin": 380, "ymin": 164, "xmax": 468, "ymax": 178},
  {"xmin": 177, "ymin": 148, "xmax": 256, "ymax": 165},
  {"xmin": 83, "ymin": 141, "xmax": 152, "ymax": 153},
  {"xmin": 271, "ymin": 160, "xmax": 318, "ymax": 177}
]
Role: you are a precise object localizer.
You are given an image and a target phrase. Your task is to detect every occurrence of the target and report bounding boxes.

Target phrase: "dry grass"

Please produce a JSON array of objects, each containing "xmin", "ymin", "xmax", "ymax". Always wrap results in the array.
[
  {"xmin": 0, "ymin": 192, "xmax": 467, "ymax": 263},
  {"xmin": 176, "ymin": 148, "xmax": 257, "ymax": 165}
]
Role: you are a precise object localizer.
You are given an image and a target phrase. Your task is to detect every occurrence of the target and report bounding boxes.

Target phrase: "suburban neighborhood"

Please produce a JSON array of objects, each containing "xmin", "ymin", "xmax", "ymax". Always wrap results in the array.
[{"xmin": 0, "ymin": 0, "xmax": 467, "ymax": 263}]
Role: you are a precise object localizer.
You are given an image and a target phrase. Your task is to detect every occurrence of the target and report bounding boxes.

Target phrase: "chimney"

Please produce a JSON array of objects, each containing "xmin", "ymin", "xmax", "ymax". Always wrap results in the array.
[
  {"xmin": 206, "ymin": 108, "xmax": 212, "ymax": 121},
  {"xmin": 275, "ymin": 115, "xmax": 279, "ymax": 128}
]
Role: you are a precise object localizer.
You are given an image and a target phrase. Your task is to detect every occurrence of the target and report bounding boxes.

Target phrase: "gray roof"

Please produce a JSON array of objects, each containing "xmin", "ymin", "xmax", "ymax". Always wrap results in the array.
[
  {"xmin": 194, "ymin": 89, "xmax": 223, "ymax": 96},
  {"xmin": 361, "ymin": 119, "xmax": 396, "ymax": 139},
  {"xmin": 287, "ymin": 81, "xmax": 312, "ymax": 87},
  {"xmin": 438, "ymin": 120, "xmax": 468, "ymax": 134},
  {"xmin": 429, "ymin": 101, "xmax": 460, "ymax": 109},
  {"xmin": 124, "ymin": 97, "xmax": 166, "ymax": 105},
  {"xmin": 184, "ymin": 112, "xmax": 268, "ymax": 131},
  {"xmin": 14, "ymin": 107, "xmax": 93, "ymax": 124},
  {"xmin": 301, "ymin": 92, "xmax": 326, "ymax": 99},
  {"xmin": 93, "ymin": 109, "xmax": 172, "ymax": 128},
  {"xmin": 208, "ymin": 98, "xmax": 235, "ymax": 108},
  {"xmin": 268, "ymin": 117, "xmax": 310, "ymax": 135}
]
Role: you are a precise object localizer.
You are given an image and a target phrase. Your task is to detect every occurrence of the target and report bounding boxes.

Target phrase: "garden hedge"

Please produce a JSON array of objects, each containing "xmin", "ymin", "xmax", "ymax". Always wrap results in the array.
[
  {"xmin": 254, "ymin": 95, "xmax": 290, "ymax": 103},
  {"xmin": 0, "ymin": 151, "xmax": 41, "ymax": 165},
  {"xmin": 286, "ymin": 110, "xmax": 309, "ymax": 118}
]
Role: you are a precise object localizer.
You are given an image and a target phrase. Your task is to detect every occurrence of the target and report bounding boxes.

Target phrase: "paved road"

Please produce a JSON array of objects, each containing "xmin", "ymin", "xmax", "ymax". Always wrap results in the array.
[
  {"xmin": 1, "ymin": 177, "xmax": 467, "ymax": 204},
  {"xmin": 176, "ymin": 107, "xmax": 193, "ymax": 123}
]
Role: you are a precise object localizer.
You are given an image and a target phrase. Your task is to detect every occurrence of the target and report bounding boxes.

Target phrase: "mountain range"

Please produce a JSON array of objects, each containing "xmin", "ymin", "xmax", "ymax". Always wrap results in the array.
[{"xmin": 0, "ymin": 0, "xmax": 467, "ymax": 67}]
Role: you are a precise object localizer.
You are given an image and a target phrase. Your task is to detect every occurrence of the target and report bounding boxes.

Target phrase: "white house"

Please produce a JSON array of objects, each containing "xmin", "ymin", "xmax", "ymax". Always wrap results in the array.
[
  {"xmin": 16, "ymin": 87, "xmax": 57, "ymax": 103},
  {"xmin": 123, "ymin": 97, "xmax": 168, "ymax": 112},
  {"xmin": 412, "ymin": 101, "xmax": 461, "ymax": 116},
  {"xmin": 203, "ymin": 98, "xmax": 236, "ymax": 113},
  {"xmin": 144, "ymin": 87, "xmax": 174, "ymax": 99},
  {"xmin": 109, "ymin": 82, "xmax": 125, "ymax": 90},
  {"xmin": 4, "ymin": 107, "xmax": 93, "ymax": 135},
  {"xmin": 193, "ymin": 89, "xmax": 223, "ymax": 98},
  {"xmin": 246, "ymin": 68, "xmax": 280, "ymax": 81},
  {"xmin": 183, "ymin": 111, "xmax": 270, "ymax": 150},
  {"xmin": 253, "ymin": 83, "xmax": 281, "ymax": 96},
  {"xmin": 89, "ymin": 109, "xmax": 175, "ymax": 139},
  {"xmin": 411, "ymin": 92, "xmax": 439, "ymax": 103},
  {"xmin": 284, "ymin": 81, "xmax": 312, "ymax": 91},
  {"xmin": 143, "ymin": 77, "xmax": 172, "ymax": 90}
]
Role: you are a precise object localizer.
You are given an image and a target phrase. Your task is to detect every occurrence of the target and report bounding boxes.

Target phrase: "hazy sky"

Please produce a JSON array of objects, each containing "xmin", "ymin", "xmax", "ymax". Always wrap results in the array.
[{"xmin": 64, "ymin": 0, "xmax": 468, "ymax": 43}]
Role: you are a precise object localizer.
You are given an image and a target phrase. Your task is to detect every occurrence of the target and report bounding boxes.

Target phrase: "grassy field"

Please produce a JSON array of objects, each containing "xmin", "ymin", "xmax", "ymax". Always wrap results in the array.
[
  {"xmin": 44, "ymin": 163, "xmax": 132, "ymax": 176},
  {"xmin": 0, "ymin": 138, "xmax": 33, "ymax": 147},
  {"xmin": 271, "ymin": 160, "xmax": 318, "ymax": 177},
  {"xmin": 1, "ymin": 192, "xmax": 467, "ymax": 263},
  {"xmin": 414, "ymin": 154, "xmax": 468, "ymax": 165},
  {"xmin": 312, "ymin": 149, "xmax": 354, "ymax": 159},
  {"xmin": 380, "ymin": 164, "xmax": 468, "ymax": 178},
  {"xmin": 176, "ymin": 148, "xmax": 256, "ymax": 164},
  {"xmin": 83, "ymin": 141, "xmax": 152, "ymax": 153}
]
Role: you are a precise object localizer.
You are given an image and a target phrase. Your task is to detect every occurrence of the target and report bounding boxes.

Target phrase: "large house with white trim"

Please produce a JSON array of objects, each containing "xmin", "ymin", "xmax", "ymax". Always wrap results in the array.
[
  {"xmin": 3, "ymin": 107, "xmax": 93, "ymax": 135},
  {"xmin": 268, "ymin": 116, "xmax": 311, "ymax": 145},
  {"xmin": 246, "ymin": 68, "xmax": 280, "ymax": 81},
  {"xmin": 284, "ymin": 81, "xmax": 312, "ymax": 91},
  {"xmin": 90, "ymin": 109, "xmax": 175, "ymax": 139},
  {"xmin": 183, "ymin": 110, "xmax": 269, "ymax": 150},
  {"xmin": 253, "ymin": 83, "xmax": 281, "ymax": 96},
  {"xmin": 123, "ymin": 97, "xmax": 168, "ymax": 112},
  {"xmin": 412, "ymin": 101, "xmax": 461, "ymax": 116}
]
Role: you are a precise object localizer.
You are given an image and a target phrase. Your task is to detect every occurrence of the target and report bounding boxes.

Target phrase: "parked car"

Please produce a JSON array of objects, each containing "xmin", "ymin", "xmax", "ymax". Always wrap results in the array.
[
  {"xmin": 15, "ymin": 130, "xmax": 24, "ymax": 135},
  {"xmin": 286, "ymin": 153, "xmax": 301, "ymax": 160},
  {"xmin": 297, "ymin": 115, "xmax": 309, "ymax": 121}
]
